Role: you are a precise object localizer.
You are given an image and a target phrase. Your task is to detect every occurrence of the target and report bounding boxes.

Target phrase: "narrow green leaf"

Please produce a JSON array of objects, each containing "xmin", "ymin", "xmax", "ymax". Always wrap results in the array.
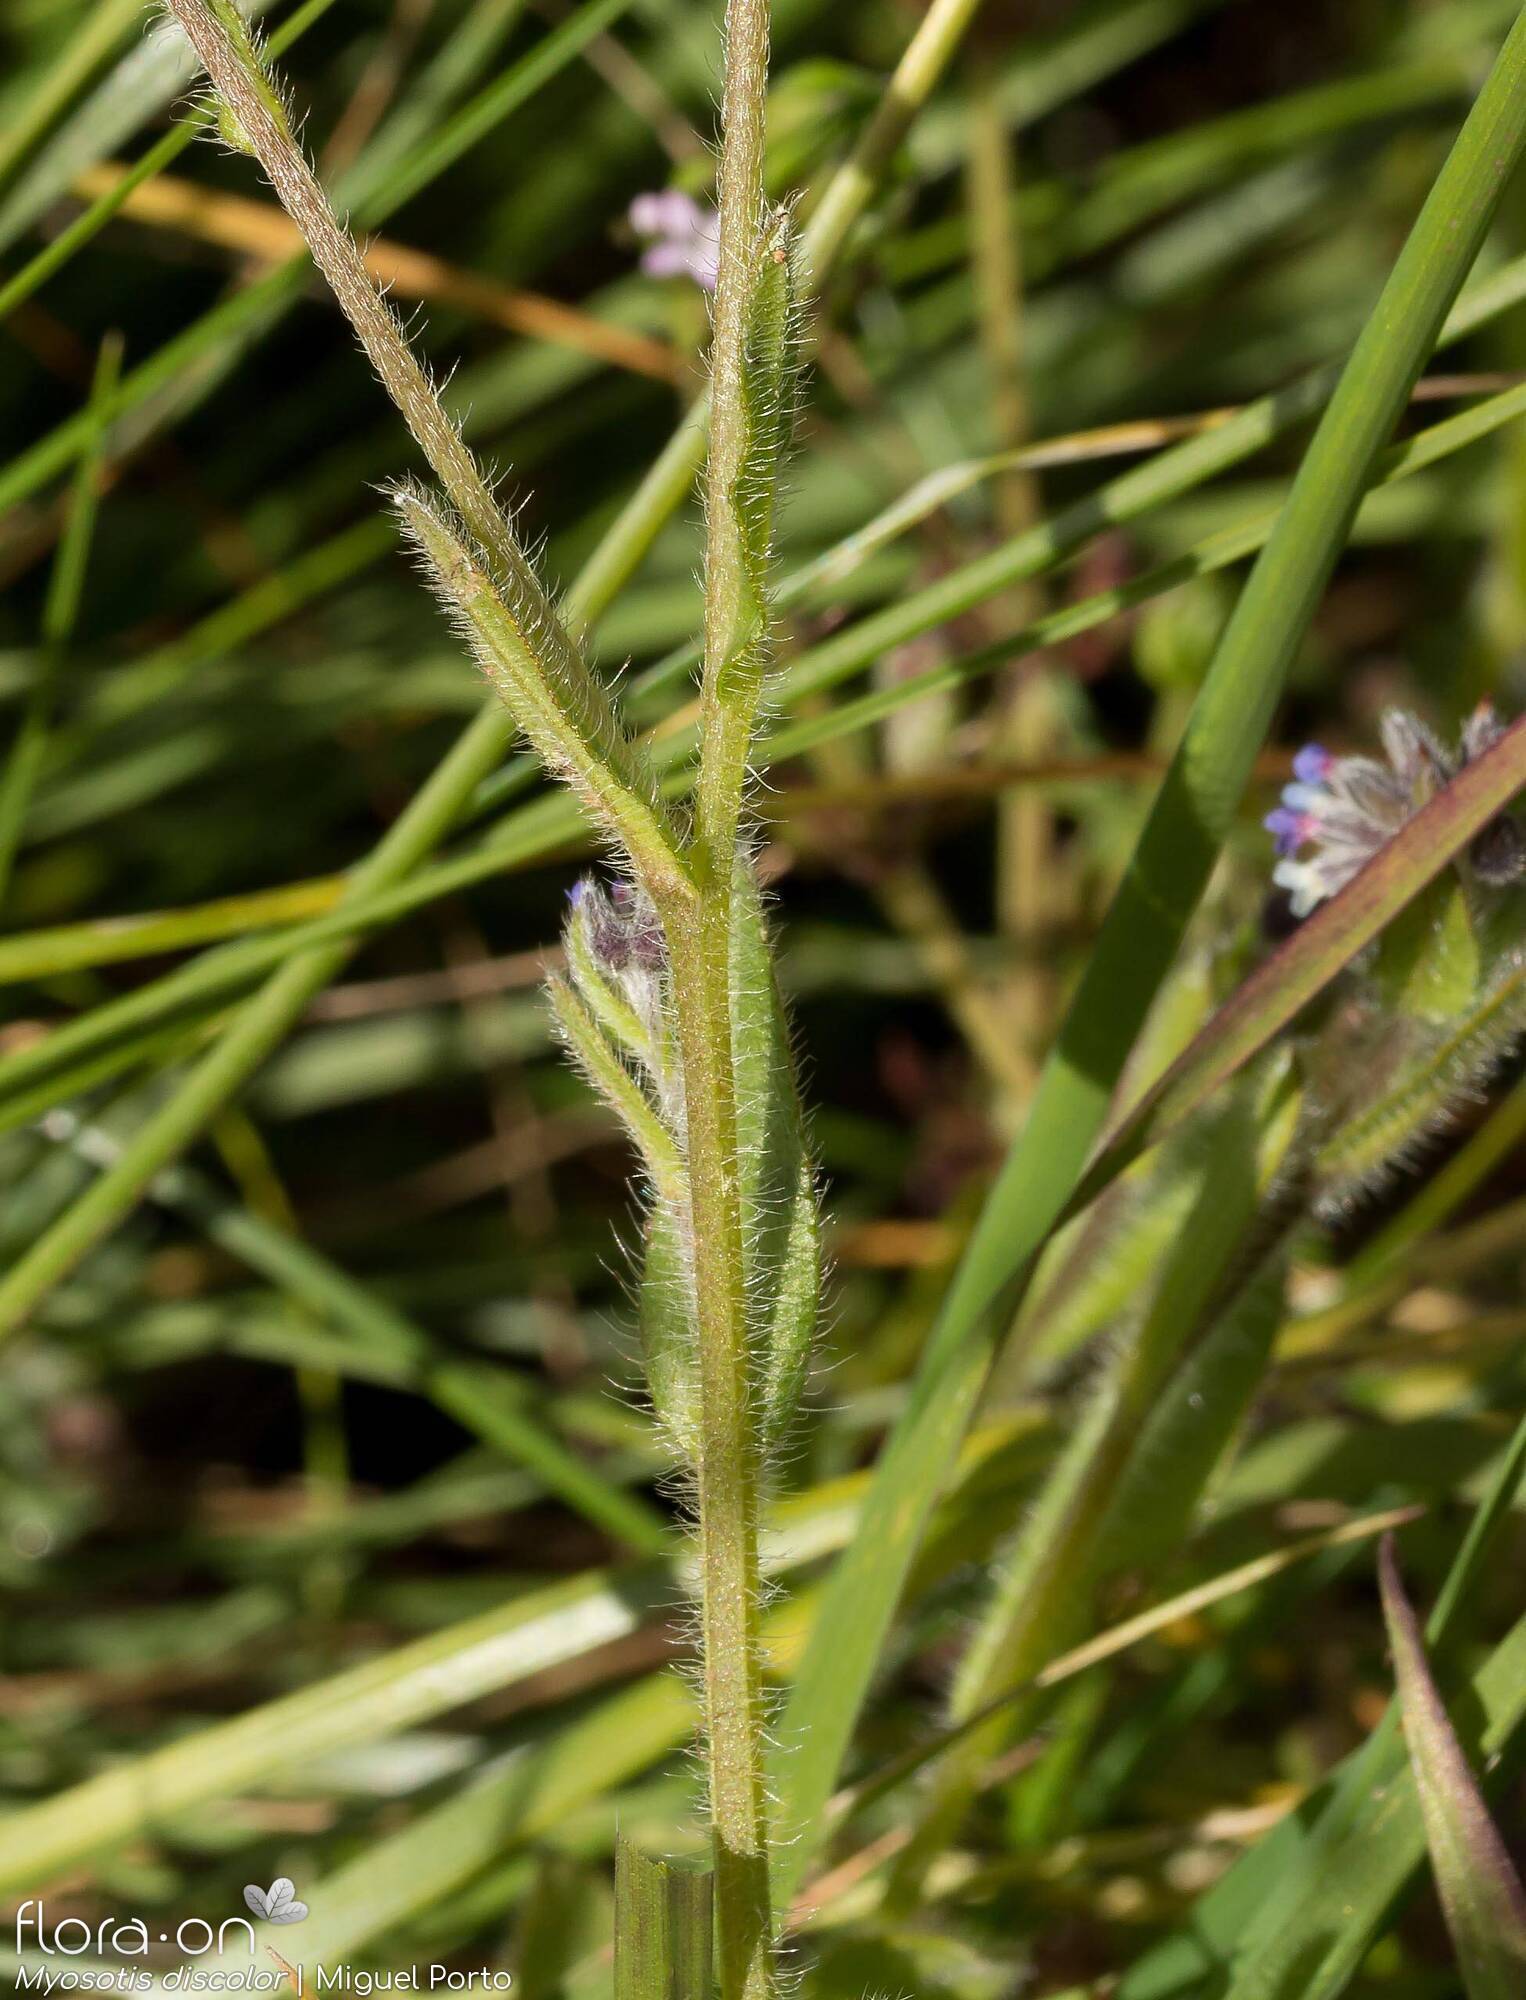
[
  {"xmin": 894, "ymin": 1071, "xmax": 1299, "ymax": 1886},
  {"xmin": 0, "ymin": 1441, "xmax": 934, "ymax": 1897},
  {"xmin": 0, "ymin": 0, "xmax": 141, "ymax": 195},
  {"xmin": 756, "ymin": 1151, "xmax": 820, "ymax": 1452},
  {"xmin": 353, "ymin": 0, "xmax": 635, "ymax": 216},
  {"xmin": 629, "ymin": 249, "xmax": 1526, "ymax": 726},
  {"xmin": 1372, "ymin": 874, "xmax": 1482, "ymax": 1022},
  {"xmin": 36, "ymin": 1113, "xmax": 669, "ymax": 1554},
  {"xmin": 0, "ymin": 328, "xmax": 120, "ymax": 910},
  {"xmin": 515, "ymin": 1851, "xmax": 600, "ymax": 2000},
  {"xmin": 1120, "ymin": 1625, "xmax": 1526, "ymax": 2000},
  {"xmin": 639, "ymin": 1199, "xmax": 701, "ymax": 1457},
  {"xmin": 566, "ymin": 911, "xmax": 661, "ymax": 1067},
  {"xmin": 732, "ymin": 207, "xmax": 799, "ymax": 603},
  {"xmin": 547, "ymin": 974, "xmax": 686, "ymax": 1204},
  {"xmin": 770, "ymin": 374, "xmax": 1526, "ymax": 759},
  {"xmin": 1340, "ymin": 1070, "xmax": 1526, "ymax": 1293},
  {"xmin": 0, "ymin": 1562, "xmax": 666, "ymax": 1894},
  {"xmin": 1316, "ymin": 954, "xmax": 1526, "ymax": 1204},
  {"xmin": 831, "ymin": 1505, "xmax": 1421, "ymax": 1834},
  {"xmin": 729, "ymin": 860, "xmax": 820, "ymax": 1449},
  {"xmin": 1379, "ymin": 1536, "xmax": 1526, "ymax": 2000},
  {"xmin": 0, "ymin": 0, "xmax": 273, "ymax": 254},
  {"xmin": 394, "ymin": 485, "xmax": 688, "ymax": 892},
  {"xmin": 8, "ymin": 335, "xmax": 1526, "ymax": 1121}
]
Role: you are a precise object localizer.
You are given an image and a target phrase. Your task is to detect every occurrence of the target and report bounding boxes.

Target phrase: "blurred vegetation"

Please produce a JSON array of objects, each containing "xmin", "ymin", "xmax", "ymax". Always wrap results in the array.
[{"xmin": 4, "ymin": 0, "xmax": 1526, "ymax": 1993}]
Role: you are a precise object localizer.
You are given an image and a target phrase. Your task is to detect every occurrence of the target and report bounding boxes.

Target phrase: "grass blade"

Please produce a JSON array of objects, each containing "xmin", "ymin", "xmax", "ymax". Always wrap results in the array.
[
  {"xmin": 39, "ymin": 1109, "xmax": 669, "ymax": 1551},
  {"xmin": 1379, "ymin": 1535, "xmax": 1526, "ymax": 2000},
  {"xmin": 0, "ymin": 329, "xmax": 120, "ymax": 908}
]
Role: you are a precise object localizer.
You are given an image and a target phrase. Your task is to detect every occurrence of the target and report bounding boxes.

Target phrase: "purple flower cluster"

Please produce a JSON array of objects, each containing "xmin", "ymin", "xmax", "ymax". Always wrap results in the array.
[
  {"xmin": 1266, "ymin": 703, "xmax": 1520, "ymax": 917},
  {"xmin": 569, "ymin": 876, "xmax": 666, "ymax": 973},
  {"xmin": 628, "ymin": 190, "xmax": 720, "ymax": 292}
]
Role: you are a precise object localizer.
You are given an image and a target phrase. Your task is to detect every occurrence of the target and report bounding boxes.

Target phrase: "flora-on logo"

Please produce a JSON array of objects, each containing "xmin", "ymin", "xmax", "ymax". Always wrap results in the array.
[{"xmin": 244, "ymin": 1879, "xmax": 309, "ymax": 1925}]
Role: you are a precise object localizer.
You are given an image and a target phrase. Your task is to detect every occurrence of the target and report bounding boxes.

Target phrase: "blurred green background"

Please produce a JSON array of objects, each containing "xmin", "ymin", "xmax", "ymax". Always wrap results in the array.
[{"xmin": 4, "ymin": 0, "xmax": 1526, "ymax": 1992}]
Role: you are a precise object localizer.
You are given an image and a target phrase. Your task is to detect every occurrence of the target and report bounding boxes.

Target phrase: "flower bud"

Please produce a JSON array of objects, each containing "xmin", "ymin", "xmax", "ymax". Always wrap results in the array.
[{"xmin": 564, "ymin": 876, "xmax": 673, "ymax": 1113}]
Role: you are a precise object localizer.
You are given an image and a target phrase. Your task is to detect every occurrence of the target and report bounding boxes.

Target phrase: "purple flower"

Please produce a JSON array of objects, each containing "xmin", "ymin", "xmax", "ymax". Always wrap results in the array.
[
  {"xmin": 1291, "ymin": 743, "xmax": 1334, "ymax": 786},
  {"xmin": 571, "ymin": 874, "xmax": 666, "ymax": 974},
  {"xmin": 1264, "ymin": 804, "xmax": 1313, "ymax": 857},
  {"xmin": 629, "ymin": 190, "xmax": 720, "ymax": 292},
  {"xmin": 1267, "ymin": 703, "xmax": 1522, "ymax": 917}
]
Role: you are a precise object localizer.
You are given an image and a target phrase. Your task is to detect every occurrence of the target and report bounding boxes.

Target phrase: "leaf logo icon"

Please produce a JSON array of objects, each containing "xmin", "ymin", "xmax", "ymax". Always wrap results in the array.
[{"xmin": 243, "ymin": 1879, "xmax": 309, "ymax": 1925}]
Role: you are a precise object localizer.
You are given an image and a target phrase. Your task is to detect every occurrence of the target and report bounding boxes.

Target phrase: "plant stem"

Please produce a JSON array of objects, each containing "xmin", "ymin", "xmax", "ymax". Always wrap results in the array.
[
  {"xmin": 671, "ymin": 0, "xmax": 778, "ymax": 1988},
  {"xmin": 696, "ymin": 0, "xmax": 771, "ymax": 869},
  {"xmin": 164, "ymin": 0, "xmax": 526, "ymax": 601},
  {"xmin": 664, "ymin": 903, "xmax": 773, "ymax": 2000},
  {"xmin": 798, "ymin": 0, "xmax": 988, "ymax": 285},
  {"xmin": 9, "ymin": 352, "xmax": 1526, "ymax": 1156}
]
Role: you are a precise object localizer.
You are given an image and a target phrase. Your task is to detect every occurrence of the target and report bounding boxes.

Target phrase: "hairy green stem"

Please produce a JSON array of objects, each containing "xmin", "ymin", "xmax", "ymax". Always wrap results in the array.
[
  {"xmin": 673, "ymin": 0, "xmax": 778, "ymax": 1988},
  {"xmin": 696, "ymin": 3, "xmax": 771, "ymax": 868},
  {"xmin": 162, "ymin": 0, "xmax": 488, "ymax": 560},
  {"xmin": 664, "ymin": 902, "xmax": 774, "ymax": 2000}
]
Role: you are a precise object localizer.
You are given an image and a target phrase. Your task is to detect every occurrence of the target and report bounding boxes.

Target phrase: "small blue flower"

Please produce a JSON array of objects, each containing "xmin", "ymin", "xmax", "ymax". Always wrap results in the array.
[
  {"xmin": 1264, "ymin": 803, "xmax": 1311, "ymax": 857},
  {"xmin": 1263, "ymin": 742, "xmax": 1344, "ymax": 868},
  {"xmin": 1266, "ymin": 704, "xmax": 1521, "ymax": 917}
]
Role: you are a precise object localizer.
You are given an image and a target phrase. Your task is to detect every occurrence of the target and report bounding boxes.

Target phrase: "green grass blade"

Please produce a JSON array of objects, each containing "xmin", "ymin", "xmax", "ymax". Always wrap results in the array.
[
  {"xmin": 0, "ymin": 329, "xmax": 120, "ymax": 908},
  {"xmin": 888, "ymin": 1078, "xmax": 1292, "ymax": 1891},
  {"xmin": 0, "ymin": 1417, "xmax": 1020, "ymax": 1897},
  {"xmin": 1379, "ymin": 1536, "xmax": 1526, "ymax": 2000},
  {"xmin": 828, "ymin": 1504, "xmax": 1421, "ymax": 1833},
  {"xmin": 11, "ymin": 343, "xmax": 1526, "ymax": 1132},
  {"xmin": 353, "ymin": 0, "xmax": 634, "ymax": 216},
  {"xmin": 0, "ymin": 0, "xmax": 141, "ymax": 194},
  {"xmin": 0, "ymin": 1558, "xmax": 668, "ymax": 1894},
  {"xmin": 2, "ymin": 367, "xmax": 1520, "ymax": 1157},
  {"xmin": 1116, "ymin": 1609, "xmax": 1526, "ymax": 2000},
  {"xmin": 769, "ymin": 375, "xmax": 1526, "ymax": 759}
]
